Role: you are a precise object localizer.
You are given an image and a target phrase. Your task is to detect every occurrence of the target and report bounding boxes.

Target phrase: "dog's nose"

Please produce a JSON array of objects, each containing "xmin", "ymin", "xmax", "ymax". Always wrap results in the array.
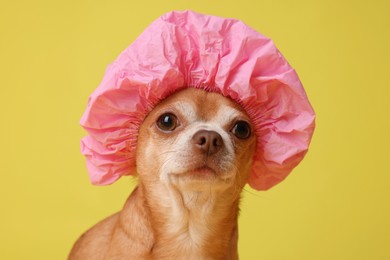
[{"xmin": 192, "ymin": 130, "xmax": 224, "ymax": 155}]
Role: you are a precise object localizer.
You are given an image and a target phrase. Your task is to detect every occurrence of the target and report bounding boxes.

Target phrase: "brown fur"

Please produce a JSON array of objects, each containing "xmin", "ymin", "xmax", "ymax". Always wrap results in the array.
[{"xmin": 69, "ymin": 88, "xmax": 256, "ymax": 259}]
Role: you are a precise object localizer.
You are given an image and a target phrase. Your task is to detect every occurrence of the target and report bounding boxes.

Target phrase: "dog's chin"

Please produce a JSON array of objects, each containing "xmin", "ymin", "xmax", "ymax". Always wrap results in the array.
[{"xmin": 166, "ymin": 164, "xmax": 235, "ymax": 191}]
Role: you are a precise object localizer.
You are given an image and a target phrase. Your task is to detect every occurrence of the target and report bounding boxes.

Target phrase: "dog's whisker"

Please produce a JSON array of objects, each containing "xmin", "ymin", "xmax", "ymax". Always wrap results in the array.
[{"xmin": 159, "ymin": 149, "xmax": 179, "ymax": 156}]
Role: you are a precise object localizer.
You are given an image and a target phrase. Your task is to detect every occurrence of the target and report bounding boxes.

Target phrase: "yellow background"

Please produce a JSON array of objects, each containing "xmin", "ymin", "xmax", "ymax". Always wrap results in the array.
[{"xmin": 1, "ymin": 0, "xmax": 389, "ymax": 259}]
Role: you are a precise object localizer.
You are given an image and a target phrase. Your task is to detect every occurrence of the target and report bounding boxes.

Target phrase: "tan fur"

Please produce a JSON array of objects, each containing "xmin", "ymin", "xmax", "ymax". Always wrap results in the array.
[{"xmin": 69, "ymin": 88, "xmax": 256, "ymax": 259}]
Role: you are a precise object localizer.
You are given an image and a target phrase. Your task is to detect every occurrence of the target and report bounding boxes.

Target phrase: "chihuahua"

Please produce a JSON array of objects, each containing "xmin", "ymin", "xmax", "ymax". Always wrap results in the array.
[{"xmin": 69, "ymin": 88, "xmax": 257, "ymax": 259}]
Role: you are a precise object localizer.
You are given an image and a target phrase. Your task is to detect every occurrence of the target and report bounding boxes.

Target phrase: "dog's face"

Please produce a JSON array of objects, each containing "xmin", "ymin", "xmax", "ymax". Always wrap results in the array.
[{"xmin": 136, "ymin": 88, "xmax": 256, "ymax": 192}]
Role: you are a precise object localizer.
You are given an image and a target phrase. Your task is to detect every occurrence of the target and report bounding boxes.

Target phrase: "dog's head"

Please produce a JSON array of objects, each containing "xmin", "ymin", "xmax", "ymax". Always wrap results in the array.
[{"xmin": 136, "ymin": 88, "xmax": 256, "ymax": 192}]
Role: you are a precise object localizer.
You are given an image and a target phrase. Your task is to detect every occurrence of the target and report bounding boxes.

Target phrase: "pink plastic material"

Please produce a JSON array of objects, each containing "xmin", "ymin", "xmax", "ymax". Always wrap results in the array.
[{"xmin": 80, "ymin": 10, "xmax": 315, "ymax": 190}]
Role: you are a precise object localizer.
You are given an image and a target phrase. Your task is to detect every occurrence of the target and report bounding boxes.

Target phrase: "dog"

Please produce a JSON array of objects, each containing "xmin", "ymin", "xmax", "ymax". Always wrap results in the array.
[{"xmin": 69, "ymin": 87, "xmax": 257, "ymax": 259}]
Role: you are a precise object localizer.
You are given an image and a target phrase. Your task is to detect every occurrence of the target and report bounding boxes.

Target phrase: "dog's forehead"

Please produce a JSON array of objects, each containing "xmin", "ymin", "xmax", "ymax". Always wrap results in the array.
[
  {"xmin": 173, "ymin": 100, "xmax": 242, "ymax": 124},
  {"xmin": 167, "ymin": 89, "xmax": 246, "ymax": 125},
  {"xmin": 147, "ymin": 88, "xmax": 249, "ymax": 128}
]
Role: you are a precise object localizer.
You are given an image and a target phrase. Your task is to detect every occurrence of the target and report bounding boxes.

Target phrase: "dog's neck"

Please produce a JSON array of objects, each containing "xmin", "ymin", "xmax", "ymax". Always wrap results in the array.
[{"xmin": 123, "ymin": 180, "xmax": 240, "ymax": 259}]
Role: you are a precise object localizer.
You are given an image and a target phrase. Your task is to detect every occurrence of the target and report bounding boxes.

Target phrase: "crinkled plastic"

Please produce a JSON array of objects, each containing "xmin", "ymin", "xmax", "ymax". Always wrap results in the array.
[{"xmin": 80, "ymin": 10, "xmax": 315, "ymax": 190}]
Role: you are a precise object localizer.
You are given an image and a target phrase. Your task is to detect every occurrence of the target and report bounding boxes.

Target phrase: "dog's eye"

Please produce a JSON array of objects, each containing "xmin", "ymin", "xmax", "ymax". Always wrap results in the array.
[
  {"xmin": 157, "ymin": 113, "xmax": 178, "ymax": 132},
  {"xmin": 231, "ymin": 121, "xmax": 251, "ymax": 139}
]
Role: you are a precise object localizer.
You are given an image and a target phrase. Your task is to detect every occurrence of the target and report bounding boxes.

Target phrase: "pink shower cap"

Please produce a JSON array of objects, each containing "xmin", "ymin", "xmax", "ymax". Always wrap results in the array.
[{"xmin": 80, "ymin": 10, "xmax": 315, "ymax": 190}]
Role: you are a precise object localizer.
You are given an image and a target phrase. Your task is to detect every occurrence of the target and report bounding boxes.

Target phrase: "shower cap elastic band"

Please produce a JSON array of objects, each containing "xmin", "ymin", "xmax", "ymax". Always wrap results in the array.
[{"xmin": 80, "ymin": 10, "xmax": 315, "ymax": 190}]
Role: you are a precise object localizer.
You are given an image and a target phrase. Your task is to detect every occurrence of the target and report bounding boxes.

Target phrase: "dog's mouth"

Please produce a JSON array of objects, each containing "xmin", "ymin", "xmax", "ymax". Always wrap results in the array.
[
  {"xmin": 174, "ymin": 162, "xmax": 233, "ymax": 182},
  {"xmin": 185, "ymin": 165, "xmax": 217, "ymax": 179},
  {"xmin": 167, "ymin": 163, "xmax": 235, "ymax": 191}
]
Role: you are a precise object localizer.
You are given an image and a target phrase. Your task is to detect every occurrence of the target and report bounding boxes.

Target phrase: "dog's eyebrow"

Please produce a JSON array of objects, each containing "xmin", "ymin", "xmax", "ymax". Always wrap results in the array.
[
  {"xmin": 173, "ymin": 101, "xmax": 197, "ymax": 121},
  {"xmin": 214, "ymin": 106, "xmax": 247, "ymax": 126}
]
